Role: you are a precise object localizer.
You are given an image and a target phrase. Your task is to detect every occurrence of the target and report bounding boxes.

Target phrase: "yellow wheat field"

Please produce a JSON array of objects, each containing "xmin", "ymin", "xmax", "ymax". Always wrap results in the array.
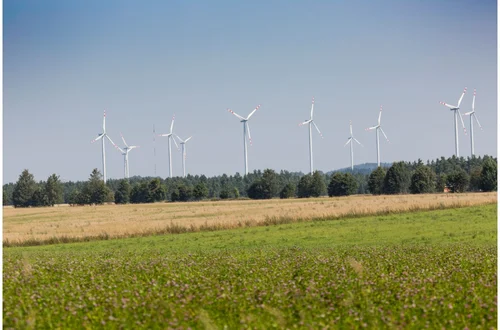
[{"xmin": 3, "ymin": 192, "xmax": 497, "ymax": 244}]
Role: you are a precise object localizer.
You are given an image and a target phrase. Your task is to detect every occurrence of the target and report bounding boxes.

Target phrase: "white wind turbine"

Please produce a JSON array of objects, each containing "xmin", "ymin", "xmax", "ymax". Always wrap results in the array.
[
  {"xmin": 91, "ymin": 110, "xmax": 120, "ymax": 183},
  {"xmin": 463, "ymin": 89, "xmax": 482, "ymax": 157},
  {"xmin": 158, "ymin": 115, "xmax": 179, "ymax": 178},
  {"xmin": 365, "ymin": 105, "xmax": 390, "ymax": 167},
  {"xmin": 439, "ymin": 87, "xmax": 467, "ymax": 157},
  {"xmin": 227, "ymin": 104, "xmax": 261, "ymax": 175},
  {"xmin": 299, "ymin": 97, "xmax": 323, "ymax": 174},
  {"xmin": 174, "ymin": 134, "xmax": 192, "ymax": 178},
  {"xmin": 344, "ymin": 120, "xmax": 363, "ymax": 171},
  {"xmin": 110, "ymin": 133, "xmax": 139, "ymax": 179}
]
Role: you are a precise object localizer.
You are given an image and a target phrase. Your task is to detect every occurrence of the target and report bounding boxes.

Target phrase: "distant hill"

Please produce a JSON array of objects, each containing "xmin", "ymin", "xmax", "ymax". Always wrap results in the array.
[{"xmin": 327, "ymin": 162, "xmax": 393, "ymax": 175}]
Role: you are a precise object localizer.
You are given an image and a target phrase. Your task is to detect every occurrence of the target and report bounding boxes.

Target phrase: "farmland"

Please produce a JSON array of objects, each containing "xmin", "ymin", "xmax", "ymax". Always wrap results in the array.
[
  {"xmin": 3, "ymin": 203, "xmax": 497, "ymax": 329},
  {"xmin": 3, "ymin": 192, "xmax": 496, "ymax": 246}
]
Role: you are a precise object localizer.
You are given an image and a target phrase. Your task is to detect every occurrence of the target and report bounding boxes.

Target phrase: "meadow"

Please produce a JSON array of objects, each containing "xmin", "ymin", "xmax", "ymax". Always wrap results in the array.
[
  {"xmin": 3, "ymin": 192, "xmax": 497, "ymax": 246},
  {"xmin": 3, "ymin": 203, "xmax": 497, "ymax": 329}
]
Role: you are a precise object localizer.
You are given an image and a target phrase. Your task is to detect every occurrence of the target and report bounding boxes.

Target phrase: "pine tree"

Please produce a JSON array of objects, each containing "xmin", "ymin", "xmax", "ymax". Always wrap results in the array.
[
  {"xmin": 45, "ymin": 174, "xmax": 63, "ymax": 206},
  {"xmin": 297, "ymin": 174, "xmax": 313, "ymax": 198},
  {"xmin": 310, "ymin": 171, "xmax": 327, "ymax": 197},
  {"xmin": 12, "ymin": 169, "xmax": 38, "ymax": 207},
  {"xmin": 383, "ymin": 162, "xmax": 411, "ymax": 194}
]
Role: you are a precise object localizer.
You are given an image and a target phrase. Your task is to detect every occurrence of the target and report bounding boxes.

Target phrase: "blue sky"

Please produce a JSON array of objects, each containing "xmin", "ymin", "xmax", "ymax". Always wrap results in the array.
[{"xmin": 3, "ymin": 0, "xmax": 497, "ymax": 183}]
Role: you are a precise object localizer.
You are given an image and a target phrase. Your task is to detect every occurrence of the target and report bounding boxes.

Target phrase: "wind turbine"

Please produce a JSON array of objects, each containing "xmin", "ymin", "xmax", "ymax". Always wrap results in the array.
[
  {"xmin": 463, "ymin": 89, "xmax": 482, "ymax": 157},
  {"xmin": 299, "ymin": 97, "xmax": 323, "ymax": 174},
  {"xmin": 439, "ymin": 87, "xmax": 467, "ymax": 157},
  {"xmin": 110, "ymin": 133, "xmax": 139, "ymax": 179},
  {"xmin": 174, "ymin": 134, "xmax": 192, "ymax": 178},
  {"xmin": 365, "ymin": 105, "xmax": 390, "ymax": 167},
  {"xmin": 227, "ymin": 104, "xmax": 261, "ymax": 175},
  {"xmin": 91, "ymin": 110, "xmax": 119, "ymax": 183},
  {"xmin": 344, "ymin": 120, "xmax": 363, "ymax": 171},
  {"xmin": 158, "ymin": 115, "xmax": 179, "ymax": 178}
]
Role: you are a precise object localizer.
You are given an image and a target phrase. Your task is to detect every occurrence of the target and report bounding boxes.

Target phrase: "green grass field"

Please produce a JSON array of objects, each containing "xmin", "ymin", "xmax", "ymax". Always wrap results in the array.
[{"xmin": 3, "ymin": 204, "xmax": 497, "ymax": 329}]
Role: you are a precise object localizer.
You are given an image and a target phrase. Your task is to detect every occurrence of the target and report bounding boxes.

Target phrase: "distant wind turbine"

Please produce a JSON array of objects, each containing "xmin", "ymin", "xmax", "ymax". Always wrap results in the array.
[
  {"xmin": 365, "ymin": 106, "xmax": 390, "ymax": 167},
  {"xmin": 344, "ymin": 120, "xmax": 363, "ymax": 171},
  {"xmin": 439, "ymin": 87, "xmax": 467, "ymax": 157},
  {"xmin": 110, "ymin": 133, "xmax": 139, "ymax": 179},
  {"xmin": 91, "ymin": 110, "xmax": 120, "ymax": 183},
  {"xmin": 227, "ymin": 104, "xmax": 261, "ymax": 175},
  {"xmin": 299, "ymin": 97, "xmax": 323, "ymax": 174},
  {"xmin": 463, "ymin": 89, "xmax": 482, "ymax": 157},
  {"xmin": 174, "ymin": 134, "xmax": 192, "ymax": 178},
  {"xmin": 158, "ymin": 115, "xmax": 179, "ymax": 178}
]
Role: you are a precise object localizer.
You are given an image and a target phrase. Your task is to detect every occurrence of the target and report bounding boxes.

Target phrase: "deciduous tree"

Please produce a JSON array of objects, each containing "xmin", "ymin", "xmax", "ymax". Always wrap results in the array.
[
  {"xmin": 409, "ymin": 165, "xmax": 436, "ymax": 194},
  {"xmin": 328, "ymin": 172, "xmax": 358, "ymax": 197},
  {"xmin": 367, "ymin": 167, "xmax": 386, "ymax": 195}
]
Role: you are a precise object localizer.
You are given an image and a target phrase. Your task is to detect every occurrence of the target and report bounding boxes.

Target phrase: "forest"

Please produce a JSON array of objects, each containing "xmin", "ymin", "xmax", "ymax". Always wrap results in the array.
[{"xmin": 3, "ymin": 155, "xmax": 497, "ymax": 207}]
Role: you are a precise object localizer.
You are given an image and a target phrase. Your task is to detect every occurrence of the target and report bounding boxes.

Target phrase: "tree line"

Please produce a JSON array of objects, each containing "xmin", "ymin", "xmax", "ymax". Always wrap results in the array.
[{"xmin": 3, "ymin": 155, "xmax": 497, "ymax": 207}]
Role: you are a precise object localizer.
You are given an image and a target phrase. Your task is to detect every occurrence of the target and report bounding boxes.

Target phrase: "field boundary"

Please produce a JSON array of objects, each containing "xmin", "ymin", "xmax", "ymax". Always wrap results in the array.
[{"xmin": 4, "ymin": 199, "xmax": 496, "ymax": 248}]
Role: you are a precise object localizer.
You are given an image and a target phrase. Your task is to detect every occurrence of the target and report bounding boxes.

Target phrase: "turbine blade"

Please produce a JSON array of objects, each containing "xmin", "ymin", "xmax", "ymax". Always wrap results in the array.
[
  {"xmin": 246, "ymin": 122, "xmax": 253, "ymax": 146},
  {"xmin": 173, "ymin": 133, "xmax": 183, "ymax": 142},
  {"xmin": 353, "ymin": 137, "xmax": 363, "ymax": 147},
  {"xmin": 310, "ymin": 97, "xmax": 315, "ymax": 119},
  {"xmin": 91, "ymin": 134, "xmax": 104, "ymax": 143},
  {"xmin": 228, "ymin": 109, "xmax": 245, "ymax": 120},
  {"xmin": 246, "ymin": 104, "xmax": 261, "ymax": 120},
  {"xmin": 158, "ymin": 133, "xmax": 172, "ymax": 137},
  {"xmin": 344, "ymin": 138, "xmax": 352, "ymax": 147},
  {"xmin": 299, "ymin": 120, "xmax": 312, "ymax": 126},
  {"xmin": 349, "ymin": 120, "xmax": 353, "ymax": 136},
  {"xmin": 379, "ymin": 127, "xmax": 390, "ymax": 143},
  {"xmin": 473, "ymin": 113, "xmax": 482, "ymax": 130},
  {"xmin": 457, "ymin": 87, "xmax": 467, "ymax": 107},
  {"xmin": 463, "ymin": 111, "xmax": 474, "ymax": 116},
  {"xmin": 378, "ymin": 105, "xmax": 382, "ymax": 125},
  {"xmin": 171, "ymin": 135, "xmax": 180, "ymax": 150},
  {"xmin": 472, "ymin": 88, "xmax": 476, "ymax": 112},
  {"xmin": 106, "ymin": 135, "xmax": 124, "ymax": 153},
  {"xmin": 172, "ymin": 135, "xmax": 180, "ymax": 151},
  {"xmin": 439, "ymin": 101, "xmax": 456, "ymax": 109},
  {"xmin": 102, "ymin": 110, "xmax": 106, "ymax": 132},
  {"xmin": 458, "ymin": 110, "xmax": 467, "ymax": 135},
  {"xmin": 365, "ymin": 126, "xmax": 378, "ymax": 131},
  {"xmin": 120, "ymin": 132, "xmax": 129, "ymax": 147},
  {"xmin": 312, "ymin": 121, "xmax": 323, "ymax": 138},
  {"xmin": 185, "ymin": 136, "xmax": 192, "ymax": 143},
  {"xmin": 170, "ymin": 115, "xmax": 175, "ymax": 133}
]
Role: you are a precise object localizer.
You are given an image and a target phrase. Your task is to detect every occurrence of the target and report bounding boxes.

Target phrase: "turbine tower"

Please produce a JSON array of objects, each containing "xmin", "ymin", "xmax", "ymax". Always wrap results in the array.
[
  {"xmin": 158, "ymin": 115, "xmax": 178, "ymax": 178},
  {"xmin": 91, "ymin": 110, "xmax": 119, "ymax": 183},
  {"xmin": 439, "ymin": 87, "xmax": 467, "ymax": 157},
  {"xmin": 174, "ymin": 134, "xmax": 192, "ymax": 178},
  {"xmin": 365, "ymin": 106, "xmax": 390, "ymax": 167},
  {"xmin": 463, "ymin": 89, "xmax": 482, "ymax": 157},
  {"xmin": 299, "ymin": 97, "xmax": 323, "ymax": 174},
  {"xmin": 110, "ymin": 133, "xmax": 139, "ymax": 179},
  {"xmin": 227, "ymin": 104, "xmax": 261, "ymax": 175},
  {"xmin": 344, "ymin": 120, "xmax": 363, "ymax": 171}
]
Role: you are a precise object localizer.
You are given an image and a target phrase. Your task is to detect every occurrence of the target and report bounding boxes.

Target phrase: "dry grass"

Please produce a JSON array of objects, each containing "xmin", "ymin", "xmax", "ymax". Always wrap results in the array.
[{"xmin": 3, "ymin": 192, "xmax": 496, "ymax": 246}]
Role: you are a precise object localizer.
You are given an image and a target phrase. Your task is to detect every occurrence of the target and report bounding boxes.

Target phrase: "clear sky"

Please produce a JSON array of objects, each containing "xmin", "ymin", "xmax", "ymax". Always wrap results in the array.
[{"xmin": 3, "ymin": 0, "xmax": 497, "ymax": 183}]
